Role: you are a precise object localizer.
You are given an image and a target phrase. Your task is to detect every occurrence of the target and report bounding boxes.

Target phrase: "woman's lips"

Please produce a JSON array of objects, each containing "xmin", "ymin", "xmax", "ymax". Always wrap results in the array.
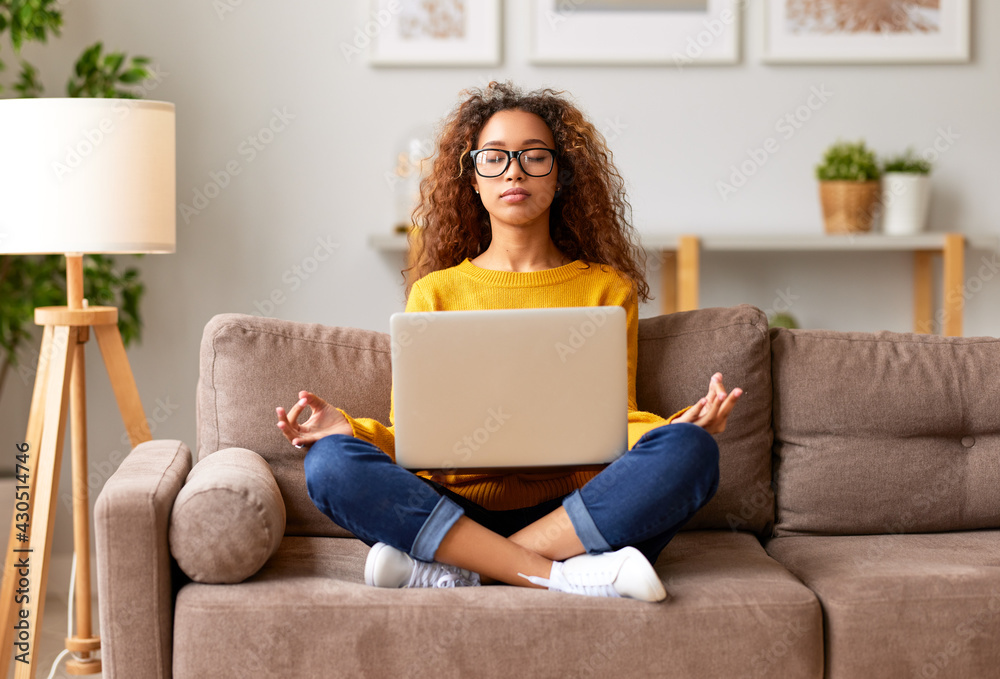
[{"xmin": 501, "ymin": 188, "xmax": 529, "ymax": 203}]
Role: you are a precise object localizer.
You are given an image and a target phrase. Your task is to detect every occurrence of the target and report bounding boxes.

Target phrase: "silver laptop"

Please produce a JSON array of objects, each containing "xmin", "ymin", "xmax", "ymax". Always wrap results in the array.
[{"xmin": 390, "ymin": 306, "xmax": 627, "ymax": 472}]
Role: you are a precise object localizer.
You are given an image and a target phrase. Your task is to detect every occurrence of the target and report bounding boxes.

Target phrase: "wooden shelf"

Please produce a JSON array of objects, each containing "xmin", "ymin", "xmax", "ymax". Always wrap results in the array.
[
  {"xmin": 371, "ymin": 231, "xmax": 998, "ymax": 253},
  {"xmin": 369, "ymin": 233, "xmax": 411, "ymax": 252},
  {"xmin": 370, "ymin": 231, "xmax": 999, "ymax": 336},
  {"xmin": 641, "ymin": 232, "xmax": 999, "ymax": 252}
]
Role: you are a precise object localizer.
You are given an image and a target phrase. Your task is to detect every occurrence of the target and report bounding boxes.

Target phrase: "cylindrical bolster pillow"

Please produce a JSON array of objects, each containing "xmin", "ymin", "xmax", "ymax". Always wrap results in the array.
[{"xmin": 169, "ymin": 448, "xmax": 285, "ymax": 583}]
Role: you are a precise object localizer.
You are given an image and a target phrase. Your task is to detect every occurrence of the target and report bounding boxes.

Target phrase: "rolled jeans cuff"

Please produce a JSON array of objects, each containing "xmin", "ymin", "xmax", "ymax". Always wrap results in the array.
[
  {"xmin": 562, "ymin": 489, "xmax": 612, "ymax": 554},
  {"xmin": 410, "ymin": 495, "xmax": 465, "ymax": 563}
]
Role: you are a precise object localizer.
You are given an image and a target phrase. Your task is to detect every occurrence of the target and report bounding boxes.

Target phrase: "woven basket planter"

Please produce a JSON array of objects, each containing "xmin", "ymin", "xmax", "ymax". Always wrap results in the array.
[{"xmin": 818, "ymin": 180, "xmax": 882, "ymax": 234}]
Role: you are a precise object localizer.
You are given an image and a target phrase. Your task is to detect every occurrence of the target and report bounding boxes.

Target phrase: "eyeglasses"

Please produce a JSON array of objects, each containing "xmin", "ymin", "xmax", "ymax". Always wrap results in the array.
[{"xmin": 469, "ymin": 147, "xmax": 557, "ymax": 178}]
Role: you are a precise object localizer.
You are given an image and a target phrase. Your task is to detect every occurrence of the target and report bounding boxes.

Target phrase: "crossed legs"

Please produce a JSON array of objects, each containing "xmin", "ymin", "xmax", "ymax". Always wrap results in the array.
[{"xmin": 304, "ymin": 423, "xmax": 719, "ymax": 588}]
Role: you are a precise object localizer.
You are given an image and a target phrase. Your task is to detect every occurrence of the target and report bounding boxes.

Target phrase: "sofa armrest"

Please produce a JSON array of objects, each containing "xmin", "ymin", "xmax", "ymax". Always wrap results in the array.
[{"xmin": 95, "ymin": 439, "xmax": 193, "ymax": 679}]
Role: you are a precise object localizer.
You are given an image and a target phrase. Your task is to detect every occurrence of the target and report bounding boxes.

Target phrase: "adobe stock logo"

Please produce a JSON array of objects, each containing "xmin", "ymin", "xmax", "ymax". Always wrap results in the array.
[
  {"xmin": 390, "ymin": 312, "xmax": 439, "ymax": 361},
  {"xmin": 672, "ymin": 0, "xmax": 746, "ymax": 70},
  {"xmin": 340, "ymin": 0, "xmax": 403, "ymax": 63},
  {"xmin": 447, "ymin": 407, "xmax": 512, "ymax": 466},
  {"xmin": 178, "ymin": 107, "xmax": 295, "ymax": 224},
  {"xmin": 249, "ymin": 236, "xmax": 340, "ymax": 317},
  {"xmin": 716, "ymin": 84, "xmax": 834, "ymax": 201},
  {"xmin": 554, "ymin": 307, "xmax": 615, "ymax": 363},
  {"xmin": 51, "ymin": 102, "xmax": 135, "ymax": 180}
]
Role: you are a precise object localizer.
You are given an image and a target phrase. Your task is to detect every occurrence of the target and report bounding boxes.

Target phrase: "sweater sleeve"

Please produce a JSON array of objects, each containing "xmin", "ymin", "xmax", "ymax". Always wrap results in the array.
[
  {"xmin": 333, "ymin": 404, "xmax": 396, "ymax": 460},
  {"xmin": 332, "ymin": 283, "xmax": 432, "ymax": 460},
  {"xmin": 623, "ymin": 285, "xmax": 691, "ymax": 449}
]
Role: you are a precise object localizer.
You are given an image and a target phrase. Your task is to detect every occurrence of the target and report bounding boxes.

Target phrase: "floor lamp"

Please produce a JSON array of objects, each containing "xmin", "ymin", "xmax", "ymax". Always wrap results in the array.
[{"xmin": 0, "ymin": 98, "xmax": 175, "ymax": 678}]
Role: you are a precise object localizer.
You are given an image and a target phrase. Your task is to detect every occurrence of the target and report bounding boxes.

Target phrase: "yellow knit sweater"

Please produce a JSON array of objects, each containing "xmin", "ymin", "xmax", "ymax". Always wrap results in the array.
[{"xmin": 335, "ymin": 258, "xmax": 687, "ymax": 511}]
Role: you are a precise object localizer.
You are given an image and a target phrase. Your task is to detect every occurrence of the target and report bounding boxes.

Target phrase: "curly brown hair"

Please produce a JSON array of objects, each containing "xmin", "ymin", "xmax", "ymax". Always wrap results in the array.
[{"xmin": 403, "ymin": 81, "xmax": 651, "ymax": 303}]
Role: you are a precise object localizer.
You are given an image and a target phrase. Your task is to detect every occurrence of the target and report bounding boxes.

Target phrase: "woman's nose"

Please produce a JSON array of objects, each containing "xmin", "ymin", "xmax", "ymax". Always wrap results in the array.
[{"xmin": 504, "ymin": 155, "xmax": 525, "ymax": 179}]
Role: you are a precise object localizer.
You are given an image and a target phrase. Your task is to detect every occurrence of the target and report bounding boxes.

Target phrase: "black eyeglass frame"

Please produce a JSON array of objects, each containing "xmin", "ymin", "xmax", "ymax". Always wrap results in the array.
[{"xmin": 468, "ymin": 147, "xmax": 558, "ymax": 178}]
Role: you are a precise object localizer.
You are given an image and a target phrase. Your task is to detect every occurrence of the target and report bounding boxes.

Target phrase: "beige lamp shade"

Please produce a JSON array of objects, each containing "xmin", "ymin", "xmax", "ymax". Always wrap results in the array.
[{"xmin": 0, "ymin": 98, "xmax": 175, "ymax": 254}]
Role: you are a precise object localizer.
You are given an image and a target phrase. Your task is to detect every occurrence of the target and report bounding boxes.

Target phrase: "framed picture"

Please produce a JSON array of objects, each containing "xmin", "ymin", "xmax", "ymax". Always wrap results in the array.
[
  {"xmin": 530, "ymin": 0, "xmax": 741, "ymax": 66},
  {"xmin": 369, "ymin": 0, "xmax": 502, "ymax": 66},
  {"xmin": 763, "ymin": 0, "xmax": 970, "ymax": 64}
]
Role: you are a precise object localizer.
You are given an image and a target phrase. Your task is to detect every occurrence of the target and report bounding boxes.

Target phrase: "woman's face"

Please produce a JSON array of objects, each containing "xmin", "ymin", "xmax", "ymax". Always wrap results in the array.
[{"xmin": 471, "ymin": 109, "xmax": 560, "ymax": 232}]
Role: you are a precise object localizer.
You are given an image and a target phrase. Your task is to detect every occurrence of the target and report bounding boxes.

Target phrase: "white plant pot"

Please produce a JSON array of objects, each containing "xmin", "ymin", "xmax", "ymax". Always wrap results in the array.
[{"xmin": 881, "ymin": 172, "xmax": 931, "ymax": 235}]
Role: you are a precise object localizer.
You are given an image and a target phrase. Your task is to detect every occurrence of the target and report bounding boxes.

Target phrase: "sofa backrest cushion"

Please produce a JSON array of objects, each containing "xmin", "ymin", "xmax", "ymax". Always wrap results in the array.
[
  {"xmin": 198, "ymin": 314, "xmax": 392, "ymax": 538},
  {"xmin": 771, "ymin": 328, "xmax": 1000, "ymax": 536},
  {"xmin": 636, "ymin": 304, "xmax": 774, "ymax": 536}
]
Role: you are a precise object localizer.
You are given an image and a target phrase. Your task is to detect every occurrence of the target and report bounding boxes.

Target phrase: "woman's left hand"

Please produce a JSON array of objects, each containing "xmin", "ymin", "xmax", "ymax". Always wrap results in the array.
[{"xmin": 672, "ymin": 372, "xmax": 742, "ymax": 435}]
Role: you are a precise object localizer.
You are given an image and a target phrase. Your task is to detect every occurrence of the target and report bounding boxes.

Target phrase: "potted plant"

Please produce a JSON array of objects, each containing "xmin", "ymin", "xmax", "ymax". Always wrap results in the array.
[
  {"xmin": 815, "ymin": 139, "xmax": 882, "ymax": 234},
  {"xmin": 767, "ymin": 312, "xmax": 800, "ymax": 329},
  {"xmin": 880, "ymin": 148, "xmax": 933, "ymax": 235}
]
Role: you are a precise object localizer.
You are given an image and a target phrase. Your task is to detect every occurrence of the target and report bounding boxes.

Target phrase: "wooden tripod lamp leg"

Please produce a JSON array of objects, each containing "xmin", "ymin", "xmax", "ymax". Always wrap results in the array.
[
  {"xmin": 0, "ymin": 326, "xmax": 54, "ymax": 673},
  {"xmin": 65, "ymin": 333, "xmax": 100, "ymax": 675},
  {"xmin": 94, "ymin": 324, "xmax": 152, "ymax": 446},
  {"xmin": 13, "ymin": 325, "xmax": 76, "ymax": 679}
]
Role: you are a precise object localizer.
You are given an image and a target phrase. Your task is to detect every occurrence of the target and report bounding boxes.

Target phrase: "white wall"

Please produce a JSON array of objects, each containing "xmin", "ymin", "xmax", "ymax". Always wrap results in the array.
[{"xmin": 3, "ymin": 0, "xmax": 998, "ymax": 553}]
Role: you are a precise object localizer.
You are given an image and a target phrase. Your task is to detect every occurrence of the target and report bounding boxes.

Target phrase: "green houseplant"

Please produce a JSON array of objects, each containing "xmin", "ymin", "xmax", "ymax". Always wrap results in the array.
[
  {"xmin": 815, "ymin": 139, "xmax": 882, "ymax": 234},
  {"xmin": 0, "ymin": 0, "xmax": 156, "ymax": 397},
  {"xmin": 767, "ymin": 312, "xmax": 800, "ymax": 330},
  {"xmin": 880, "ymin": 148, "xmax": 933, "ymax": 235},
  {"xmin": 882, "ymin": 148, "xmax": 933, "ymax": 175}
]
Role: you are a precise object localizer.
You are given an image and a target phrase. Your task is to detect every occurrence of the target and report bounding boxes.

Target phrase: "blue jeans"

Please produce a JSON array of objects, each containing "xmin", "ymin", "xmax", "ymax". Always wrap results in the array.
[{"xmin": 304, "ymin": 422, "xmax": 719, "ymax": 565}]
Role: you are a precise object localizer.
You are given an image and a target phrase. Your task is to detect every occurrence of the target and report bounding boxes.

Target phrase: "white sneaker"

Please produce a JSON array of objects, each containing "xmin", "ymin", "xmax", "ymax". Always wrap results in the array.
[
  {"xmin": 364, "ymin": 542, "xmax": 481, "ymax": 589},
  {"xmin": 518, "ymin": 546, "xmax": 668, "ymax": 603}
]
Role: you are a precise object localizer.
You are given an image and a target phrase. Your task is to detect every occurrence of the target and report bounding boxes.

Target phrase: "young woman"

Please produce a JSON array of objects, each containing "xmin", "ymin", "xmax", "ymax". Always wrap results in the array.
[{"xmin": 276, "ymin": 82, "xmax": 741, "ymax": 602}]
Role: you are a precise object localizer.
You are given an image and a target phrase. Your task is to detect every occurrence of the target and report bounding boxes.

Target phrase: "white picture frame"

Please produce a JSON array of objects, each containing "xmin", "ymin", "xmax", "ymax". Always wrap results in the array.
[
  {"xmin": 763, "ymin": 0, "xmax": 970, "ymax": 64},
  {"xmin": 530, "ymin": 0, "xmax": 741, "ymax": 66},
  {"xmin": 370, "ymin": 0, "xmax": 502, "ymax": 67}
]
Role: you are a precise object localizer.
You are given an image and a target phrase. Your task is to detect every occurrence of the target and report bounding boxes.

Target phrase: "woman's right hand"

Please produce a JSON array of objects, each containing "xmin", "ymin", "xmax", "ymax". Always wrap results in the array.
[{"xmin": 276, "ymin": 390, "xmax": 352, "ymax": 448}]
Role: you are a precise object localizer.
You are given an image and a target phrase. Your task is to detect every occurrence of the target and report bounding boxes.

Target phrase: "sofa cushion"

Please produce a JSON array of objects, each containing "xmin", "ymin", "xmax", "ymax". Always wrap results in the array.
[
  {"xmin": 636, "ymin": 304, "xmax": 774, "ymax": 536},
  {"xmin": 771, "ymin": 328, "xmax": 1000, "ymax": 536},
  {"xmin": 198, "ymin": 313, "xmax": 392, "ymax": 537},
  {"xmin": 173, "ymin": 531, "xmax": 822, "ymax": 679},
  {"xmin": 169, "ymin": 448, "xmax": 285, "ymax": 583},
  {"xmin": 766, "ymin": 531, "xmax": 1000, "ymax": 679}
]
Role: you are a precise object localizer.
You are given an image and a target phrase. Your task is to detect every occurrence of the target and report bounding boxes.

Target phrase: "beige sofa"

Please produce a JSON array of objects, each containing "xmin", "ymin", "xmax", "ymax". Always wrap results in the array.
[{"xmin": 94, "ymin": 306, "xmax": 1000, "ymax": 678}]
